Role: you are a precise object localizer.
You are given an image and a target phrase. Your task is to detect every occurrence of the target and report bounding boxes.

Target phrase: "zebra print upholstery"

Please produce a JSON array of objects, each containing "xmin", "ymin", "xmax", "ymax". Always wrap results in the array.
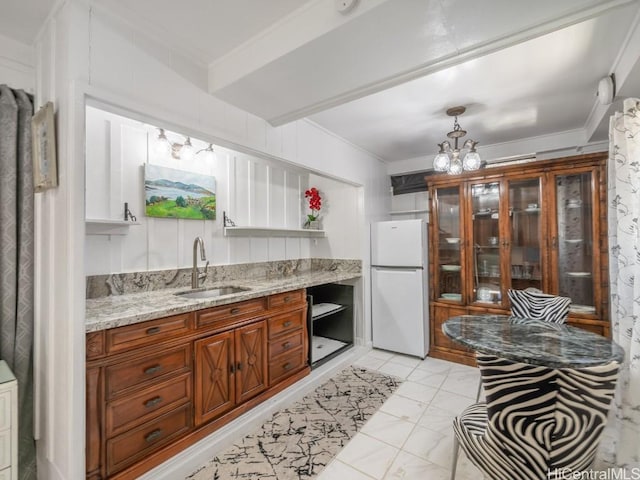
[
  {"xmin": 452, "ymin": 355, "xmax": 620, "ymax": 480},
  {"xmin": 508, "ymin": 289, "xmax": 571, "ymax": 323}
]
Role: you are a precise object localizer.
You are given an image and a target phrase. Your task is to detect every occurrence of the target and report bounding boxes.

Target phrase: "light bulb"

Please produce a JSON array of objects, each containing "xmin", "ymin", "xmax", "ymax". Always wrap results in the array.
[
  {"xmin": 448, "ymin": 157, "xmax": 463, "ymax": 175},
  {"xmin": 153, "ymin": 129, "xmax": 171, "ymax": 157},
  {"xmin": 463, "ymin": 151, "xmax": 481, "ymax": 171},
  {"xmin": 181, "ymin": 137, "xmax": 195, "ymax": 161},
  {"xmin": 433, "ymin": 153, "xmax": 450, "ymax": 172}
]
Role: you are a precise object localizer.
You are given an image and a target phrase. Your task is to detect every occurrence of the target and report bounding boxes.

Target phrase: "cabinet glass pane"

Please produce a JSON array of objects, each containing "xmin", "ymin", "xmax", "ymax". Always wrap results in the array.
[
  {"xmin": 556, "ymin": 172, "xmax": 595, "ymax": 313},
  {"xmin": 436, "ymin": 187, "xmax": 462, "ymax": 301},
  {"xmin": 471, "ymin": 182, "xmax": 501, "ymax": 305},
  {"xmin": 509, "ymin": 178, "xmax": 542, "ymax": 291}
]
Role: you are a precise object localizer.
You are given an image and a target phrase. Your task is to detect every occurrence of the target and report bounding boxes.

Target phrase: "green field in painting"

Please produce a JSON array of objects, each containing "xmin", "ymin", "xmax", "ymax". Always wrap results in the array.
[{"xmin": 145, "ymin": 196, "xmax": 216, "ymax": 220}]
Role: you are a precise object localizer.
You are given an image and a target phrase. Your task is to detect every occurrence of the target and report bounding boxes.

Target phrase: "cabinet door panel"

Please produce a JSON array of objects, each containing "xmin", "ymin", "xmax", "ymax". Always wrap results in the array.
[
  {"xmin": 433, "ymin": 186, "xmax": 464, "ymax": 302},
  {"xmin": 235, "ymin": 321, "xmax": 268, "ymax": 404},
  {"xmin": 551, "ymin": 170, "xmax": 598, "ymax": 315},
  {"xmin": 508, "ymin": 177, "xmax": 543, "ymax": 292},
  {"xmin": 194, "ymin": 331, "xmax": 235, "ymax": 426}
]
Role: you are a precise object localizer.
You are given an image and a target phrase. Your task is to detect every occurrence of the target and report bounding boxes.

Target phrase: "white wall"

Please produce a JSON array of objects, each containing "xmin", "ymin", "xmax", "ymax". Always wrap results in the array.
[
  {"xmin": 84, "ymin": 106, "xmax": 355, "ymax": 275},
  {"xmin": 0, "ymin": 33, "xmax": 35, "ymax": 92},
  {"xmin": 33, "ymin": 2, "xmax": 389, "ymax": 479}
]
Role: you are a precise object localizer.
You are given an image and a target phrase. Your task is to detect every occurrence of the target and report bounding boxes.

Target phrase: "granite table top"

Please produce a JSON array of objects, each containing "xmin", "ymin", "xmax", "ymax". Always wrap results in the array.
[
  {"xmin": 442, "ymin": 315, "xmax": 625, "ymax": 368},
  {"xmin": 86, "ymin": 270, "xmax": 361, "ymax": 333}
]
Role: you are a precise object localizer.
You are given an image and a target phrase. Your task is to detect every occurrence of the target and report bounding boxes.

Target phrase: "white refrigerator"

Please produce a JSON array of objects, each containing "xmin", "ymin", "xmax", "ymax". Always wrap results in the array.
[{"xmin": 371, "ymin": 219, "xmax": 429, "ymax": 358}]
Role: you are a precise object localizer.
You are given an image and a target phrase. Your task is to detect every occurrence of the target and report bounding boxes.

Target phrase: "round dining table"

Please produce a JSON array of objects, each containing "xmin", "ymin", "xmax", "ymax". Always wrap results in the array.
[{"xmin": 442, "ymin": 314, "xmax": 625, "ymax": 368}]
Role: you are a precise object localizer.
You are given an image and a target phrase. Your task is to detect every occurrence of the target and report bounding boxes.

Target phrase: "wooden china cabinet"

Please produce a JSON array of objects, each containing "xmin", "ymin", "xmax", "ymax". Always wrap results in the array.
[{"xmin": 426, "ymin": 152, "xmax": 609, "ymax": 366}]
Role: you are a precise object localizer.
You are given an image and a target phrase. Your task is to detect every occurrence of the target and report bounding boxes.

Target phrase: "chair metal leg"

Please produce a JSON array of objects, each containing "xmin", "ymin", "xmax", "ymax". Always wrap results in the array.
[
  {"xmin": 451, "ymin": 434, "xmax": 460, "ymax": 480},
  {"xmin": 475, "ymin": 378, "xmax": 482, "ymax": 401}
]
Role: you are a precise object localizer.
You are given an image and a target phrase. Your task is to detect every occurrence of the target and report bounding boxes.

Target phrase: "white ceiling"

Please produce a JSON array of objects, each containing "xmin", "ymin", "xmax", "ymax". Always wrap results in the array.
[{"xmin": 3, "ymin": 0, "xmax": 640, "ymax": 168}]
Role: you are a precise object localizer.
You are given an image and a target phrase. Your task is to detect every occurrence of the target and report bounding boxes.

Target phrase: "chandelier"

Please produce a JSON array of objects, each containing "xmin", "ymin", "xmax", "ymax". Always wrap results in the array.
[{"xmin": 433, "ymin": 106, "xmax": 482, "ymax": 175}]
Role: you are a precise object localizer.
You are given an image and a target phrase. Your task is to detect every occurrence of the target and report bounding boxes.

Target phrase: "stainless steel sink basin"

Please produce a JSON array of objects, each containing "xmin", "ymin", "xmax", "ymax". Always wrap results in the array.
[{"xmin": 175, "ymin": 286, "xmax": 250, "ymax": 299}]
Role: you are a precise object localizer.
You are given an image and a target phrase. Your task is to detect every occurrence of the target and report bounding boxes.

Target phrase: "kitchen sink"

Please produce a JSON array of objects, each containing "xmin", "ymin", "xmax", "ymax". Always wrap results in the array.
[{"xmin": 175, "ymin": 286, "xmax": 250, "ymax": 299}]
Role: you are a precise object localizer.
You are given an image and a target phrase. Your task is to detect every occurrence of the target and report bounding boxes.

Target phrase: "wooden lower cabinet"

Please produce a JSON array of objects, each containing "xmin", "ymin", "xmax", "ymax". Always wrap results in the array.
[
  {"xmin": 86, "ymin": 290, "xmax": 309, "ymax": 479},
  {"xmin": 194, "ymin": 321, "xmax": 268, "ymax": 426}
]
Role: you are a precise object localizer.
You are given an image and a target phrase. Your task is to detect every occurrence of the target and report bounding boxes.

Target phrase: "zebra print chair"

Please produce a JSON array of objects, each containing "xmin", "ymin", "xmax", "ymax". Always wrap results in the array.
[
  {"xmin": 451, "ymin": 354, "xmax": 620, "ymax": 480},
  {"xmin": 473, "ymin": 291, "xmax": 571, "ymax": 403},
  {"xmin": 507, "ymin": 288, "xmax": 572, "ymax": 324}
]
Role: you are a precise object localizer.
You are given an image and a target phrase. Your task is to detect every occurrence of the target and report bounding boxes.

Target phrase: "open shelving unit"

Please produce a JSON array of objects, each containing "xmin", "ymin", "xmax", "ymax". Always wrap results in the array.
[{"xmin": 307, "ymin": 283, "xmax": 354, "ymax": 368}]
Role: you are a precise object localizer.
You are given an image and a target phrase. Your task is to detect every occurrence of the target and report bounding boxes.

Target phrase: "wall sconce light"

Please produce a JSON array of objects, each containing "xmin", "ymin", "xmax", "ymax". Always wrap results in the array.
[{"xmin": 155, "ymin": 128, "xmax": 215, "ymax": 161}]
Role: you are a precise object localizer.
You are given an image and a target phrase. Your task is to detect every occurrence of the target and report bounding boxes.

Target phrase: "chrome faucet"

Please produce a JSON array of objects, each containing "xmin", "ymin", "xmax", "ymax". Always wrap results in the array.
[{"xmin": 192, "ymin": 237, "xmax": 209, "ymax": 289}]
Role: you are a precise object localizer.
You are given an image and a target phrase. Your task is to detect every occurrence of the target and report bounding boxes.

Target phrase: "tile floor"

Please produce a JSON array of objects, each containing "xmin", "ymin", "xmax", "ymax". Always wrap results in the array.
[{"xmin": 316, "ymin": 349, "xmax": 485, "ymax": 480}]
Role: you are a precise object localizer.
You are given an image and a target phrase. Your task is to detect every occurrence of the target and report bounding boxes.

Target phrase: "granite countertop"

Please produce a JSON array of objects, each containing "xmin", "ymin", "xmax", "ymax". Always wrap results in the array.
[
  {"xmin": 442, "ymin": 315, "xmax": 625, "ymax": 368},
  {"xmin": 86, "ymin": 270, "xmax": 360, "ymax": 332}
]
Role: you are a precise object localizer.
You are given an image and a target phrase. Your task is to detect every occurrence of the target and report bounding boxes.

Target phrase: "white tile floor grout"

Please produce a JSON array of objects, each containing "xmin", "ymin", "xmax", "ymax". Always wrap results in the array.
[{"xmin": 316, "ymin": 349, "xmax": 485, "ymax": 480}]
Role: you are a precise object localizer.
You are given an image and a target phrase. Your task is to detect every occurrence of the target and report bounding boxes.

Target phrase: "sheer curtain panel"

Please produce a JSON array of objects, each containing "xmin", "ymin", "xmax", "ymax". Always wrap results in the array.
[{"xmin": 604, "ymin": 97, "xmax": 640, "ymax": 468}]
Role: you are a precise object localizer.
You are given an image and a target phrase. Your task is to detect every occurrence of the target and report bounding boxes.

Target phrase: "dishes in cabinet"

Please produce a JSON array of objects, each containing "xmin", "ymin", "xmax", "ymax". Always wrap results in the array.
[
  {"xmin": 487, "ymin": 236, "xmax": 499, "ymax": 246},
  {"xmin": 441, "ymin": 264, "xmax": 462, "ymax": 272},
  {"xmin": 445, "ymin": 237, "xmax": 461, "ymax": 244},
  {"xmin": 567, "ymin": 271, "xmax": 591, "ymax": 277},
  {"xmin": 565, "ymin": 238, "xmax": 583, "ymax": 244},
  {"xmin": 524, "ymin": 206, "xmax": 540, "ymax": 213},
  {"xmin": 475, "ymin": 208, "xmax": 491, "ymax": 215},
  {"xmin": 441, "ymin": 293, "xmax": 462, "ymax": 301},
  {"xmin": 566, "ymin": 199, "xmax": 582, "ymax": 208},
  {"xmin": 570, "ymin": 304, "xmax": 596, "ymax": 314}
]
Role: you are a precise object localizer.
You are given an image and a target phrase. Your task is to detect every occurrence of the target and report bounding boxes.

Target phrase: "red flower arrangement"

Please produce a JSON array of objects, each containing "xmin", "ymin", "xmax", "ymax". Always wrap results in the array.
[{"xmin": 304, "ymin": 187, "xmax": 322, "ymax": 225}]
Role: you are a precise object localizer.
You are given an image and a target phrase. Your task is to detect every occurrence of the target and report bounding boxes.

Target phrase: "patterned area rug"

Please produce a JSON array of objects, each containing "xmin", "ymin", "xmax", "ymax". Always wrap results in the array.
[{"xmin": 186, "ymin": 366, "xmax": 402, "ymax": 480}]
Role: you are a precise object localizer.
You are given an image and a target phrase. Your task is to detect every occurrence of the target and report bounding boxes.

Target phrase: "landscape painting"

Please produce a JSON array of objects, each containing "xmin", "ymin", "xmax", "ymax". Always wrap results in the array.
[{"xmin": 144, "ymin": 164, "xmax": 216, "ymax": 220}]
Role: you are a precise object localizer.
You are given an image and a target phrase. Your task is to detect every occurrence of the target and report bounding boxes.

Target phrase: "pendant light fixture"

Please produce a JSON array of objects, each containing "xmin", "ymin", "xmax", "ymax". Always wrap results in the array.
[{"xmin": 433, "ymin": 106, "xmax": 482, "ymax": 175}]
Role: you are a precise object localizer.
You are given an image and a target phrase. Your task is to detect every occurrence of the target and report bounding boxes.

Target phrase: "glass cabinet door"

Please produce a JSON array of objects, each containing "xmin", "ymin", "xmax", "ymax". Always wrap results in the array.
[
  {"xmin": 508, "ymin": 178, "xmax": 543, "ymax": 291},
  {"xmin": 471, "ymin": 181, "xmax": 501, "ymax": 305},
  {"xmin": 554, "ymin": 172, "xmax": 596, "ymax": 314},
  {"xmin": 434, "ymin": 187, "xmax": 462, "ymax": 302}
]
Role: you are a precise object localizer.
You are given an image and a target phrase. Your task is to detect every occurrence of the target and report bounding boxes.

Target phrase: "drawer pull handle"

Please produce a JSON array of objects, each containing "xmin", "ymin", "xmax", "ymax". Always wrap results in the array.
[
  {"xmin": 144, "ymin": 396, "xmax": 162, "ymax": 408},
  {"xmin": 230, "ymin": 308, "xmax": 241, "ymax": 314},
  {"xmin": 146, "ymin": 326, "xmax": 161, "ymax": 335},
  {"xmin": 284, "ymin": 296, "xmax": 291, "ymax": 303},
  {"xmin": 230, "ymin": 363, "xmax": 235, "ymax": 374},
  {"xmin": 283, "ymin": 321, "xmax": 292, "ymax": 328},
  {"xmin": 282, "ymin": 341, "xmax": 291, "ymax": 349},
  {"xmin": 144, "ymin": 364, "xmax": 162, "ymax": 375},
  {"xmin": 283, "ymin": 362, "xmax": 292, "ymax": 371},
  {"xmin": 145, "ymin": 429, "xmax": 163, "ymax": 443},
  {"xmin": 237, "ymin": 362, "xmax": 242, "ymax": 371}
]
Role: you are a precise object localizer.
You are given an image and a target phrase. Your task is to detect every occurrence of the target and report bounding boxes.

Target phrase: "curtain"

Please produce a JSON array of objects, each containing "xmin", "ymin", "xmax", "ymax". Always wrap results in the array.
[
  {"xmin": 0, "ymin": 85, "xmax": 36, "ymax": 479},
  {"xmin": 603, "ymin": 97, "xmax": 640, "ymax": 468}
]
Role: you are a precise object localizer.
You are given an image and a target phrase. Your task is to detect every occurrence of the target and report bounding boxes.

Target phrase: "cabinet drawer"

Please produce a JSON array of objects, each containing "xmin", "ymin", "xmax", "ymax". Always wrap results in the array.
[
  {"xmin": 197, "ymin": 298, "xmax": 267, "ymax": 328},
  {"xmin": 268, "ymin": 289, "xmax": 305, "ymax": 309},
  {"xmin": 268, "ymin": 330, "xmax": 304, "ymax": 360},
  {"xmin": 269, "ymin": 348, "xmax": 306, "ymax": 385},
  {"xmin": 267, "ymin": 309, "xmax": 305, "ymax": 339},
  {"xmin": 106, "ymin": 344, "xmax": 191, "ymax": 397},
  {"xmin": 0, "ymin": 392, "xmax": 10, "ymax": 431},
  {"xmin": 106, "ymin": 372, "xmax": 191, "ymax": 437},
  {"xmin": 107, "ymin": 404, "xmax": 191, "ymax": 476},
  {"xmin": 106, "ymin": 313, "xmax": 192, "ymax": 354}
]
